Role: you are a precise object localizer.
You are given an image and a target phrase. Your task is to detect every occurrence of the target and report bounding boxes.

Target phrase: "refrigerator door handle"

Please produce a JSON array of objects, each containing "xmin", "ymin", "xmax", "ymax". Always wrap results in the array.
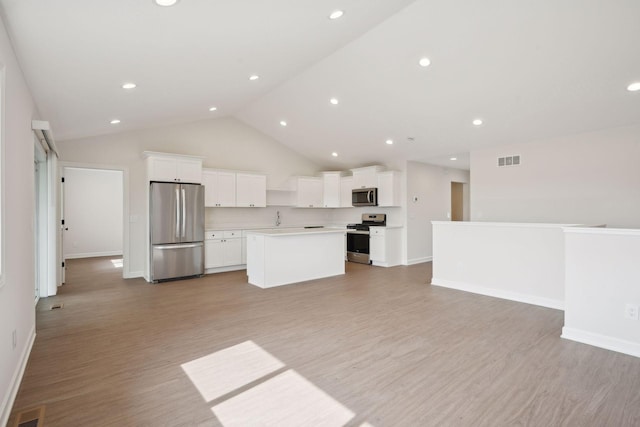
[
  {"xmin": 154, "ymin": 243, "xmax": 203, "ymax": 250},
  {"xmin": 181, "ymin": 187, "xmax": 186, "ymax": 238},
  {"xmin": 175, "ymin": 188, "xmax": 181, "ymax": 239}
]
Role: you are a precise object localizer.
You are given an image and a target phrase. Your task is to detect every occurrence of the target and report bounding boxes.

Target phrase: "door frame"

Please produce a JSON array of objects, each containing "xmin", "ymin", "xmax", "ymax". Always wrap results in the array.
[{"xmin": 59, "ymin": 162, "xmax": 131, "ymax": 279}]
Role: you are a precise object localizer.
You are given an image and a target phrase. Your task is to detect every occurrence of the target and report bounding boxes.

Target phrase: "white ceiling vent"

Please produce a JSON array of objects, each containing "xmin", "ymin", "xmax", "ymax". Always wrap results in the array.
[{"xmin": 497, "ymin": 155, "xmax": 521, "ymax": 167}]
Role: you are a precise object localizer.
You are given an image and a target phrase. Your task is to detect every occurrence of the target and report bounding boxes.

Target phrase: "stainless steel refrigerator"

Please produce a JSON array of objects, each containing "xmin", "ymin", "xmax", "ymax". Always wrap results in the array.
[{"xmin": 150, "ymin": 182, "xmax": 204, "ymax": 282}]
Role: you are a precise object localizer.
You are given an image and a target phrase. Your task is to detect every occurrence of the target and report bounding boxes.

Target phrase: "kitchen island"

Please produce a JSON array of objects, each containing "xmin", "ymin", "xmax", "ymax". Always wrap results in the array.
[{"xmin": 246, "ymin": 228, "xmax": 346, "ymax": 288}]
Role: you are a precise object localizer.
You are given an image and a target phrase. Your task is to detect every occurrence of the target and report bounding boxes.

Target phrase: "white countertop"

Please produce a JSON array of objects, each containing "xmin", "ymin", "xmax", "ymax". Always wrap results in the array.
[
  {"xmin": 245, "ymin": 227, "xmax": 346, "ymax": 237},
  {"xmin": 206, "ymin": 225, "xmax": 335, "ymax": 232},
  {"xmin": 206, "ymin": 224, "xmax": 403, "ymax": 232}
]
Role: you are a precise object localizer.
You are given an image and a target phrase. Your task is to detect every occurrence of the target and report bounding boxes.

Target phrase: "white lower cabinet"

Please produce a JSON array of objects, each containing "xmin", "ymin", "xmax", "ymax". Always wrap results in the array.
[
  {"xmin": 369, "ymin": 227, "xmax": 402, "ymax": 267},
  {"xmin": 205, "ymin": 230, "xmax": 243, "ymax": 270}
]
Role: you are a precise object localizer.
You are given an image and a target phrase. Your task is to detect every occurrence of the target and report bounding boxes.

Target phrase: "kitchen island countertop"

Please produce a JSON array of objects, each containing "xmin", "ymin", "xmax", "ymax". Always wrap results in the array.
[{"xmin": 245, "ymin": 227, "xmax": 345, "ymax": 237}]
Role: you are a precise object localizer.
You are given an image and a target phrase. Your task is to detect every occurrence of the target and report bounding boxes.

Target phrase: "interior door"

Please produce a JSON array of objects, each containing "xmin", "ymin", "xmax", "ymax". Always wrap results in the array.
[
  {"xmin": 451, "ymin": 182, "xmax": 464, "ymax": 221},
  {"xmin": 150, "ymin": 182, "xmax": 180, "ymax": 245}
]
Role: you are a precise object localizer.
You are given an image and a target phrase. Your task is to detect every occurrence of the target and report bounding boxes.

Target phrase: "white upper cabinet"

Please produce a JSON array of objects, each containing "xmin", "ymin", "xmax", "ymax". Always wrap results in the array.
[
  {"xmin": 144, "ymin": 152, "xmax": 203, "ymax": 183},
  {"xmin": 294, "ymin": 177, "xmax": 323, "ymax": 208},
  {"xmin": 377, "ymin": 171, "xmax": 401, "ymax": 207},
  {"xmin": 236, "ymin": 173, "xmax": 266, "ymax": 207},
  {"xmin": 351, "ymin": 165, "xmax": 385, "ymax": 189},
  {"xmin": 202, "ymin": 169, "xmax": 236, "ymax": 207},
  {"xmin": 340, "ymin": 176, "xmax": 353, "ymax": 208},
  {"xmin": 321, "ymin": 172, "xmax": 343, "ymax": 208}
]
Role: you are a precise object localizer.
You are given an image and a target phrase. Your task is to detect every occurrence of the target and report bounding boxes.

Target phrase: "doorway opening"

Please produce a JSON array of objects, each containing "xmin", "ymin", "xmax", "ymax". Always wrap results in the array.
[
  {"xmin": 61, "ymin": 166, "xmax": 124, "ymax": 278},
  {"xmin": 451, "ymin": 182, "xmax": 469, "ymax": 221}
]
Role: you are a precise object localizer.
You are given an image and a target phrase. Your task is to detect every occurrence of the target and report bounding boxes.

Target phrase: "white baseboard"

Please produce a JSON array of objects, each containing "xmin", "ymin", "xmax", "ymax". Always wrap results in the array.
[
  {"xmin": 205, "ymin": 265, "xmax": 246, "ymax": 274},
  {"xmin": 65, "ymin": 250, "xmax": 123, "ymax": 259},
  {"xmin": 123, "ymin": 270, "xmax": 144, "ymax": 279},
  {"xmin": 1, "ymin": 326, "xmax": 36, "ymax": 427},
  {"xmin": 431, "ymin": 278, "xmax": 564, "ymax": 311},
  {"xmin": 561, "ymin": 327, "xmax": 640, "ymax": 358},
  {"xmin": 406, "ymin": 257, "xmax": 432, "ymax": 265}
]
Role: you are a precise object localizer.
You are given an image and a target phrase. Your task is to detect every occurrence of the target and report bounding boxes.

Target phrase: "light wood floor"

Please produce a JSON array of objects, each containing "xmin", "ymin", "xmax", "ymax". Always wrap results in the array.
[{"xmin": 9, "ymin": 257, "xmax": 640, "ymax": 426}]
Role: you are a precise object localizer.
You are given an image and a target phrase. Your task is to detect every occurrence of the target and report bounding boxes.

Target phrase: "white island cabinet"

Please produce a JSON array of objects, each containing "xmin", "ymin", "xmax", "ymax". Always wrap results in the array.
[{"xmin": 246, "ymin": 228, "xmax": 345, "ymax": 288}]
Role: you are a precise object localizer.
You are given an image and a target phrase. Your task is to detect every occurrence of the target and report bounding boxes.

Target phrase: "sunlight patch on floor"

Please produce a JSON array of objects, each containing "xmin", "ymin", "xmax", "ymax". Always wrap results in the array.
[
  {"xmin": 182, "ymin": 340, "xmax": 374, "ymax": 426},
  {"xmin": 110, "ymin": 258, "xmax": 123, "ymax": 268},
  {"xmin": 181, "ymin": 340, "xmax": 285, "ymax": 402},
  {"xmin": 211, "ymin": 369, "xmax": 355, "ymax": 427}
]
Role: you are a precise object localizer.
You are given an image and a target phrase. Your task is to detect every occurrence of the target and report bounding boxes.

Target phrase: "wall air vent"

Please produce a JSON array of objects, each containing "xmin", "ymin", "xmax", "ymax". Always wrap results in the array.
[{"xmin": 497, "ymin": 155, "xmax": 521, "ymax": 167}]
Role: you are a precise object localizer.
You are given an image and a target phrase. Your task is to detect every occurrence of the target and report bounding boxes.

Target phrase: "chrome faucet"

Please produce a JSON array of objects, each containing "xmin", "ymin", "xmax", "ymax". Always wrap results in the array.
[{"xmin": 275, "ymin": 210, "xmax": 281, "ymax": 227}]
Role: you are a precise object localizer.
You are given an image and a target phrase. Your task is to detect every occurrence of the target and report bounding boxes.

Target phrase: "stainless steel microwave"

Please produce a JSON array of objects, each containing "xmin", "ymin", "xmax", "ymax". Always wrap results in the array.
[{"xmin": 352, "ymin": 187, "xmax": 378, "ymax": 207}]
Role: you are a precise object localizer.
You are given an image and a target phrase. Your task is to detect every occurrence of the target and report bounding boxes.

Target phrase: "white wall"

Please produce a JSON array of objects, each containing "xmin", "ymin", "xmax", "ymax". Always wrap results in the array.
[
  {"xmin": 470, "ymin": 124, "xmax": 640, "ymax": 228},
  {"xmin": 63, "ymin": 167, "xmax": 123, "ymax": 258},
  {"xmin": 206, "ymin": 206, "xmax": 330, "ymax": 230},
  {"xmin": 55, "ymin": 117, "xmax": 322, "ymax": 277},
  {"xmin": 0, "ymin": 16, "xmax": 39, "ymax": 426},
  {"xmin": 405, "ymin": 161, "xmax": 469, "ymax": 264},
  {"xmin": 563, "ymin": 227, "xmax": 640, "ymax": 357}
]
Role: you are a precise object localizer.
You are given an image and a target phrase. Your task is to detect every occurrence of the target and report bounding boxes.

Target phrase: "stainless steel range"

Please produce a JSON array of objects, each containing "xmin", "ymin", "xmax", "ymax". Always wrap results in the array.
[{"xmin": 346, "ymin": 213, "xmax": 386, "ymax": 264}]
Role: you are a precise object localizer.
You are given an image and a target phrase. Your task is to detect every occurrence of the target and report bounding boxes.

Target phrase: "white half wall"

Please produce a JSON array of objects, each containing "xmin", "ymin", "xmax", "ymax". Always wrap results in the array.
[
  {"xmin": 562, "ymin": 227, "xmax": 640, "ymax": 358},
  {"xmin": 406, "ymin": 162, "xmax": 469, "ymax": 265},
  {"xmin": 470, "ymin": 124, "xmax": 640, "ymax": 228},
  {"xmin": 431, "ymin": 221, "xmax": 576, "ymax": 310},
  {"xmin": 63, "ymin": 167, "xmax": 123, "ymax": 259}
]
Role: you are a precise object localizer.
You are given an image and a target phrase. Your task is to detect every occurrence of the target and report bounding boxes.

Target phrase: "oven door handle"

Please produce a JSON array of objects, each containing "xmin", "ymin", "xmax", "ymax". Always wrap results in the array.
[
  {"xmin": 346, "ymin": 230, "xmax": 370, "ymax": 235},
  {"xmin": 367, "ymin": 190, "xmax": 373, "ymax": 204}
]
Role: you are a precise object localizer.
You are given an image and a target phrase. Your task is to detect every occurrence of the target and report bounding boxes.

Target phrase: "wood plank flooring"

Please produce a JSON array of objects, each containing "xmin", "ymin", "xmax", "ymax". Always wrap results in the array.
[{"xmin": 8, "ymin": 257, "xmax": 640, "ymax": 426}]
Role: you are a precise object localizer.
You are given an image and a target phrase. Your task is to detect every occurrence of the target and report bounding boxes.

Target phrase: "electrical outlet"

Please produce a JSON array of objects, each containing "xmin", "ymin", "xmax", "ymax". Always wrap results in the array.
[
  {"xmin": 12, "ymin": 329, "xmax": 16, "ymax": 349},
  {"xmin": 624, "ymin": 304, "xmax": 639, "ymax": 320}
]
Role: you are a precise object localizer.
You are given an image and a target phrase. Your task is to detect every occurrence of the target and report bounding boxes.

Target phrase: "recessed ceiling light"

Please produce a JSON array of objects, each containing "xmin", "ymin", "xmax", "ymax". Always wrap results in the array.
[
  {"xmin": 280, "ymin": 121, "xmax": 287, "ymax": 127},
  {"xmin": 122, "ymin": 82, "xmax": 136, "ymax": 90},
  {"xmin": 249, "ymin": 75, "xmax": 259, "ymax": 81},
  {"xmin": 209, "ymin": 106, "xmax": 217, "ymax": 112},
  {"xmin": 627, "ymin": 82, "xmax": 640, "ymax": 92},
  {"xmin": 418, "ymin": 57, "xmax": 431, "ymax": 67},
  {"xmin": 110, "ymin": 119, "xmax": 121, "ymax": 125},
  {"xmin": 385, "ymin": 139, "xmax": 394, "ymax": 145},
  {"xmin": 154, "ymin": 0, "xmax": 178, "ymax": 6},
  {"xmin": 330, "ymin": 98, "xmax": 339, "ymax": 105},
  {"xmin": 450, "ymin": 157, "xmax": 457, "ymax": 161},
  {"xmin": 331, "ymin": 152, "xmax": 338, "ymax": 157},
  {"xmin": 329, "ymin": 10, "xmax": 344, "ymax": 20},
  {"xmin": 473, "ymin": 119, "xmax": 483, "ymax": 126}
]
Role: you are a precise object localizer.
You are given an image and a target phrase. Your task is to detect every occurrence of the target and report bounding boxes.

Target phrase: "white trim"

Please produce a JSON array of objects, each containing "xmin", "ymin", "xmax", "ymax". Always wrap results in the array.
[
  {"xmin": 431, "ymin": 221, "xmax": 584, "ymax": 228},
  {"xmin": 124, "ymin": 270, "xmax": 144, "ymax": 279},
  {"xmin": 561, "ymin": 327, "xmax": 640, "ymax": 358},
  {"xmin": 0, "ymin": 327, "xmax": 36, "ymax": 427},
  {"xmin": 563, "ymin": 227, "xmax": 640, "ymax": 236},
  {"xmin": 47, "ymin": 154, "xmax": 59, "ymax": 294},
  {"xmin": 142, "ymin": 151, "xmax": 204, "ymax": 160},
  {"xmin": 431, "ymin": 278, "xmax": 564, "ymax": 310},
  {"xmin": 405, "ymin": 256, "xmax": 431, "ymax": 265},
  {"xmin": 64, "ymin": 251, "xmax": 123, "ymax": 259},
  {"xmin": 205, "ymin": 265, "xmax": 246, "ymax": 275},
  {"xmin": 59, "ymin": 162, "xmax": 131, "ymax": 279}
]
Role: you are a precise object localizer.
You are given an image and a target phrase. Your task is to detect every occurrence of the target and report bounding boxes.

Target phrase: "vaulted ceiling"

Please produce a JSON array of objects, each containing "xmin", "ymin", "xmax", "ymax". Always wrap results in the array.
[{"xmin": 2, "ymin": 0, "xmax": 639, "ymax": 169}]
